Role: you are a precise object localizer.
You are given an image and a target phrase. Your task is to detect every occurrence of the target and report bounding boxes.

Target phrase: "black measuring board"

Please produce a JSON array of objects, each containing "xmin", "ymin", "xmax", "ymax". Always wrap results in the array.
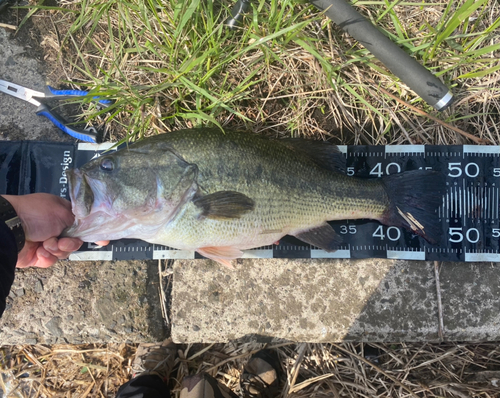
[{"xmin": 1, "ymin": 140, "xmax": 499, "ymax": 262}]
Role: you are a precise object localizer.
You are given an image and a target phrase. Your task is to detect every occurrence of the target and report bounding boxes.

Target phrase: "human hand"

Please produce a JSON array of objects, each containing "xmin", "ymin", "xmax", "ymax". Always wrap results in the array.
[{"xmin": 2, "ymin": 194, "xmax": 108, "ymax": 268}]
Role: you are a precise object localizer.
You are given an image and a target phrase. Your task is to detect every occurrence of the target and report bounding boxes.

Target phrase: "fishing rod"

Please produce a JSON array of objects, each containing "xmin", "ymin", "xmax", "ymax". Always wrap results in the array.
[
  {"xmin": 225, "ymin": 0, "xmax": 453, "ymax": 111},
  {"xmin": 310, "ymin": 0, "xmax": 453, "ymax": 111},
  {"xmin": 225, "ymin": 0, "xmax": 251, "ymax": 28}
]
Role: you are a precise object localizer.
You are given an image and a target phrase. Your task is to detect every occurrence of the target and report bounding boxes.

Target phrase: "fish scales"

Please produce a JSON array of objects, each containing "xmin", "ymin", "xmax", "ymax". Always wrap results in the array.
[{"xmin": 135, "ymin": 129, "xmax": 388, "ymax": 249}]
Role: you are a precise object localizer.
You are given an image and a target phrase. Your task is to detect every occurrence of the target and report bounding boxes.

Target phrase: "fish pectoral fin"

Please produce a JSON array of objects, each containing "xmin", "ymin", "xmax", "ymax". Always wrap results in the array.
[
  {"xmin": 193, "ymin": 191, "xmax": 255, "ymax": 220},
  {"xmin": 197, "ymin": 246, "xmax": 243, "ymax": 269},
  {"xmin": 293, "ymin": 224, "xmax": 343, "ymax": 252}
]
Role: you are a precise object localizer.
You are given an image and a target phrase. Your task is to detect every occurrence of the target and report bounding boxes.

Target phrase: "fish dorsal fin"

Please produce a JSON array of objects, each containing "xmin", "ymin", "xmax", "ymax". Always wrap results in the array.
[
  {"xmin": 198, "ymin": 246, "xmax": 243, "ymax": 269},
  {"xmin": 279, "ymin": 138, "xmax": 346, "ymax": 173},
  {"xmin": 193, "ymin": 191, "xmax": 255, "ymax": 220},
  {"xmin": 293, "ymin": 223, "xmax": 343, "ymax": 252}
]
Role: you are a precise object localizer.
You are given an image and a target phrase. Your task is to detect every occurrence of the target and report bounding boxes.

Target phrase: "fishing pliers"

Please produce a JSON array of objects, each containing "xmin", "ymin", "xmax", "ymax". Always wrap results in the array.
[{"xmin": 0, "ymin": 79, "xmax": 112, "ymax": 143}]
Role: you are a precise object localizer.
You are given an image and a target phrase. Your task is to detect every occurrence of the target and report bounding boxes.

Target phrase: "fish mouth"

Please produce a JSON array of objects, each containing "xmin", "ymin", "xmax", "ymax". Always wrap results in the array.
[
  {"xmin": 64, "ymin": 169, "xmax": 122, "ymax": 241},
  {"xmin": 67, "ymin": 168, "xmax": 94, "ymax": 218}
]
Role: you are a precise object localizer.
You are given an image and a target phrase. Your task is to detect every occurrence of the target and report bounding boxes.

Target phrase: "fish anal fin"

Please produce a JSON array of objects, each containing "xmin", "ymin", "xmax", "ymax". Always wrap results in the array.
[
  {"xmin": 293, "ymin": 223, "xmax": 343, "ymax": 252},
  {"xmin": 197, "ymin": 246, "xmax": 243, "ymax": 269},
  {"xmin": 193, "ymin": 191, "xmax": 255, "ymax": 220}
]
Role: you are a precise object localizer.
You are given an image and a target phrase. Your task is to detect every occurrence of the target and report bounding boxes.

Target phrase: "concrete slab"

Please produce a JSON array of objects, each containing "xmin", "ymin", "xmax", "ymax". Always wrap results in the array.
[
  {"xmin": 0, "ymin": 260, "xmax": 167, "ymax": 344},
  {"xmin": 2, "ymin": 256, "xmax": 500, "ymax": 344},
  {"xmin": 2, "ymin": 18, "xmax": 162, "ymax": 346},
  {"xmin": 0, "ymin": 20, "xmax": 172, "ymax": 346},
  {"xmin": 171, "ymin": 258, "xmax": 500, "ymax": 343},
  {"xmin": 439, "ymin": 262, "xmax": 500, "ymax": 341}
]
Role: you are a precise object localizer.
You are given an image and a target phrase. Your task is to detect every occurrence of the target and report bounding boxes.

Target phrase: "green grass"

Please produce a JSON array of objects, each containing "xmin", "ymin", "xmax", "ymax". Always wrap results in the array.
[
  {"xmin": 59, "ymin": 0, "xmax": 324, "ymax": 139},
  {"xmin": 24, "ymin": 0, "xmax": 500, "ymax": 144}
]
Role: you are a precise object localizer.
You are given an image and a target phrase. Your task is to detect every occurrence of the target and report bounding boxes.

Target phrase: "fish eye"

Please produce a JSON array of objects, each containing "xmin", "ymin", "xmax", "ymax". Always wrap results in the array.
[{"xmin": 100, "ymin": 158, "xmax": 114, "ymax": 172}]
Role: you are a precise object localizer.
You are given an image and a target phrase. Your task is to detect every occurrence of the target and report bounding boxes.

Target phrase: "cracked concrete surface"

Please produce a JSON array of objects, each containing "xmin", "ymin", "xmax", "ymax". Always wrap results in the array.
[
  {"xmin": 1, "ymin": 261, "xmax": 166, "ymax": 344},
  {"xmin": 171, "ymin": 258, "xmax": 500, "ymax": 343}
]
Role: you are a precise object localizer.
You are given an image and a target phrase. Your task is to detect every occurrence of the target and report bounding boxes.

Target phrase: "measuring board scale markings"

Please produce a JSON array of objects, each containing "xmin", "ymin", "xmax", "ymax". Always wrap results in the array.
[{"xmin": 1, "ymin": 140, "xmax": 500, "ymax": 262}]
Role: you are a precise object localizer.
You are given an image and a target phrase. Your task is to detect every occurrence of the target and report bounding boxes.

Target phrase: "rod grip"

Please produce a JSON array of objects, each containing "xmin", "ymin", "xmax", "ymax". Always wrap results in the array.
[{"xmin": 310, "ymin": 0, "xmax": 453, "ymax": 110}]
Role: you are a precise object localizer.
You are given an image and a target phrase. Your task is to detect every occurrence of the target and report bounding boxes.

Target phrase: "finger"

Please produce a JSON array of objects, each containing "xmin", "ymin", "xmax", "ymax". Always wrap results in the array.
[
  {"xmin": 95, "ymin": 240, "xmax": 110, "ymax": 246},
  {"xmin": 43, "ymin": 237, "xmax": 59, "ymax": 253},
  {"xmin": 43, "ymin": 237, "xmax": 81, "ymax": 253},
  {"xmin": 58, "ymin": 237, "xmax": 83, "ymax": 252},
  {"xmin": 43, "ymin": 238, "xmax": 81, "ymax": 259},
  {"xmin": 17, "ymin": 242, "xmax": 62, "ymax": 268},
  {"xmin": 34, "ymin": 246, "xmax": 59, "ymax": 268},
  {"xmin": 16, "ymin": 243, "xmax": 40, "ymax": 268}
]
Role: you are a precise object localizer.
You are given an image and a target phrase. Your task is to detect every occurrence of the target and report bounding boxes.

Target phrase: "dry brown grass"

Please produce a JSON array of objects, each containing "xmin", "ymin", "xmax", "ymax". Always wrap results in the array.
[
  {"xmin": 0, "ymin": 344, "xmax": 132, "ymax": 397},
  {"xmin": 2, "ymin": 341, "xmax": 500, "ymax": 397}
]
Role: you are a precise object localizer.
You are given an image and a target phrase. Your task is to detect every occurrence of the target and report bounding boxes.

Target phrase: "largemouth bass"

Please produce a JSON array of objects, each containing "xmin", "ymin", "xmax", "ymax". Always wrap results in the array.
[{"xmin": 65, "ymin": 128, "xmax": 445, "ymax": 266}]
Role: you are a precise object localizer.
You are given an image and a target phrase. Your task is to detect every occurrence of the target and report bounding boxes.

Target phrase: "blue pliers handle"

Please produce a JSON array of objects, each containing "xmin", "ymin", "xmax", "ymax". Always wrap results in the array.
[
  {"xmin": 35, "ymin": 104, "xmax": 99, "ymax": 143},
  {"xmin": 43, "ymin": 85, "xmax": 113, "ymax": 105},
  {"xmin": 0, "ymin": 79, "xmax": 112, "ymax": 143}
]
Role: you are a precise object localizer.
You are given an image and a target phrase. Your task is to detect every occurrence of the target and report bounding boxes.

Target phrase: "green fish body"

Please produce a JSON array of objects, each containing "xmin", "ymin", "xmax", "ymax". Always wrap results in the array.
[{"xmin": 65, "ymin": 128, "xmax": 444, "ymax": 266}]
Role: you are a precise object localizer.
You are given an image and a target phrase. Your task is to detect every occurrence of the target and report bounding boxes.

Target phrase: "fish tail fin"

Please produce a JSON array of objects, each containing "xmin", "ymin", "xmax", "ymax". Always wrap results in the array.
[{"xmin": 379, "ymin": 170, "xmax": 445, "ymax": 244}]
